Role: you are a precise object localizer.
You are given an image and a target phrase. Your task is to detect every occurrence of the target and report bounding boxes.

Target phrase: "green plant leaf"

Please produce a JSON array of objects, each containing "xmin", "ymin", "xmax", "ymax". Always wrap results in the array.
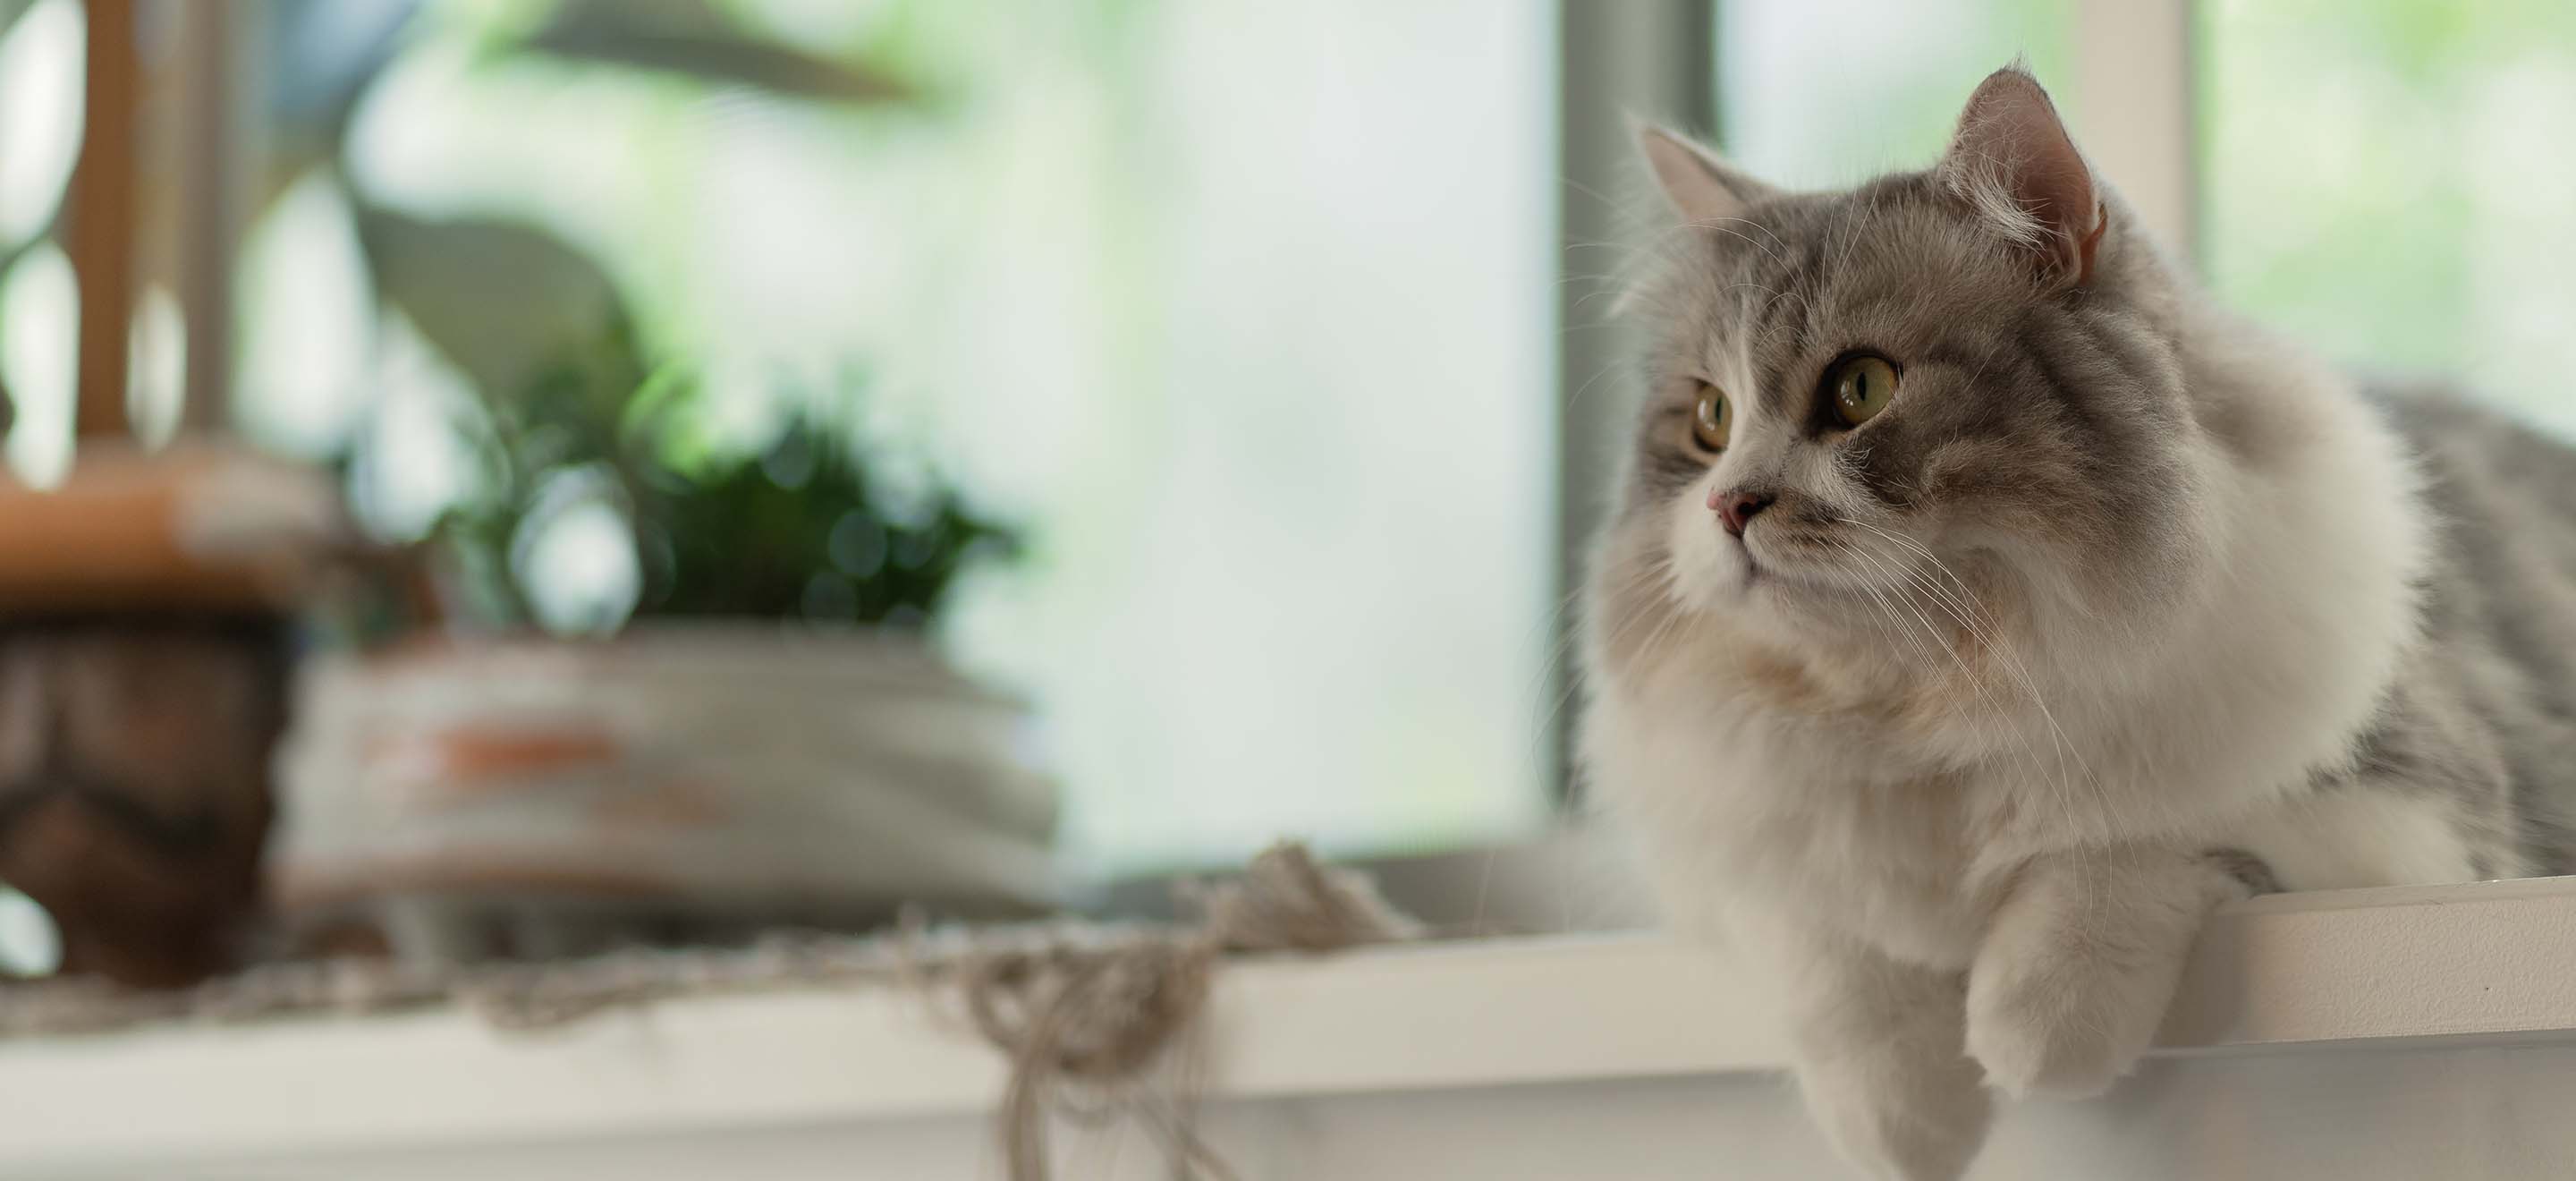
[
  {"xmin": 624, "ymin": 412, "xmax": 1016, "ymax": 624},
  {"xmin": 521, "ymin": 0, "xmax": 913, "ymax": 102},
  {"xmin": 355, "ymin": 204, "xmax": 646, "ymax": 410}
]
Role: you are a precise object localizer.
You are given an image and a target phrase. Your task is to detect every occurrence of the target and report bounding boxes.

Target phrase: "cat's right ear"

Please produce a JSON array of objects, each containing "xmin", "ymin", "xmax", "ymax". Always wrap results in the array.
[
  {"xmin": 1936, "ymin": 65, "xmax": 2105, "ymax": 288},
  {"xmin": 1637, "ymin": 124, "xmax": 1776, "ymax": 225}
]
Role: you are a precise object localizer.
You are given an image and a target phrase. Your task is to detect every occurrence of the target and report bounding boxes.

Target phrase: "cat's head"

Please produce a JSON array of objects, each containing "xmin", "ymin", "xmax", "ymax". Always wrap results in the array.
[{"xmin": 1592, "ymin": 67, "xmax": 2224, "ymax": 690}]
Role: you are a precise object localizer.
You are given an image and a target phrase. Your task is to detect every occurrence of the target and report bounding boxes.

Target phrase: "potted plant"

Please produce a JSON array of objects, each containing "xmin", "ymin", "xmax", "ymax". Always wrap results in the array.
[{"xmin": 268, "ymin": 351, "xmax": 1048, "ymax": 964}]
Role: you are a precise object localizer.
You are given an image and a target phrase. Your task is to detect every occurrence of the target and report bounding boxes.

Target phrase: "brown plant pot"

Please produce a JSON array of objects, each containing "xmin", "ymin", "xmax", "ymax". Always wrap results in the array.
[{"xmin": 0, "ymin": 618, "xmax": 291, "ymax": 987}]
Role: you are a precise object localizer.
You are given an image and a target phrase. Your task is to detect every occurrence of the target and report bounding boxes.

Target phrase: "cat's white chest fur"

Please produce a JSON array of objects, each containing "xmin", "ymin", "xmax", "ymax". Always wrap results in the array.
[{"xmin": 1585, "ymin": 678, "xmax": 2004, "ymax": 969}]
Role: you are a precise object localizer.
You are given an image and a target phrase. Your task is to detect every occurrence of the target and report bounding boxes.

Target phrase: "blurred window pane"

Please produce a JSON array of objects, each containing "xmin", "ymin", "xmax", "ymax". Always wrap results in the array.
[
  {"xmin": 970, "ymin": 2, "xmax": 1560, "ymax": 869},
  {"xmin": 2200, "ymin": 0, "xmax": 2576, "ymax": 436}
]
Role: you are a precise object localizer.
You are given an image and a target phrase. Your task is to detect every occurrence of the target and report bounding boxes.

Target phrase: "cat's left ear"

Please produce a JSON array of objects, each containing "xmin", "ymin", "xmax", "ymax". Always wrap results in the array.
[
  {"xmin": 1937, "ymin": 66, "xmax": 2106, "ymax": 288},
  {"xmin": 1637, "ymin": 123, "xmax": 1779, "ymax": 226}
]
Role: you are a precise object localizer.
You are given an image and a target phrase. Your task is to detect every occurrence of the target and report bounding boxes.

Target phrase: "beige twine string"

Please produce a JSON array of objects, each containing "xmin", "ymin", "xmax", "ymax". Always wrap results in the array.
[{"xmin": 936, "ymin": 841, "xmax": 1421, "ymax": 1181}]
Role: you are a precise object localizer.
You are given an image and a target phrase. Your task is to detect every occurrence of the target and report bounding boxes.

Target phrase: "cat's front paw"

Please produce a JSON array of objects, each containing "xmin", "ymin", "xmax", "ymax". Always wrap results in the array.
[
  {"xmin": 1962, "ymin": 948, "xmax": 2146, "ymax": 1099},
  {"xmin": 1964, "ymin": 848, "xmax": 2242, "ymax": 1100}
]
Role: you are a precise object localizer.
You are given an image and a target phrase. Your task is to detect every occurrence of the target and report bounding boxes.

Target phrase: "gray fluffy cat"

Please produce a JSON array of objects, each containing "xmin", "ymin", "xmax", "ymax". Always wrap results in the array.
[{"xmin": 1579, "ymin": 66, "xmax": 2576, "ymax": 1180}]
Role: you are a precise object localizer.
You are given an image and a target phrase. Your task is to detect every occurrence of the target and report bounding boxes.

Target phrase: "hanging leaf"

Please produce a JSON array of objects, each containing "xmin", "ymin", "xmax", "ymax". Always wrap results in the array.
[
  {"xmin": 353, "ymin": 205, "xmax": 645, "ymax": 413},
  {"xmin": 520, "ymin": 0, "xmax": 913, "ymax": 103}
]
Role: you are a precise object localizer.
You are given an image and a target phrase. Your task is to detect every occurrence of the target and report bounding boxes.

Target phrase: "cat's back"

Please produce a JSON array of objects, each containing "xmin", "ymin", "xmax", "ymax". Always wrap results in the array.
[
  {"xmin": 2376, "ymin": 387, "xmax": 2576, "ymax": 870},
  {"xmin": 2386, "ymin": 389, "xmax": 2576, "ymax": 524},
  {"xmin": 2381, "ymin": 388, "xmax": 2576, "ymax": 594}
]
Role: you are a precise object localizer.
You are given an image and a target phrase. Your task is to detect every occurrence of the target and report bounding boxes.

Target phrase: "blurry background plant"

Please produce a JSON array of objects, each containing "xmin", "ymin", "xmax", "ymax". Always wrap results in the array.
[
  {"xmin": 214, "ymin": 0, "xmax": 1030, "ymax": 633},
  {"xmin": 0, "ymin": 0, "xmax": 1041, "ymax": 981},
  {"xmin": 427, "ymin": 324, "xmax": 1015, "ymax": 633}
]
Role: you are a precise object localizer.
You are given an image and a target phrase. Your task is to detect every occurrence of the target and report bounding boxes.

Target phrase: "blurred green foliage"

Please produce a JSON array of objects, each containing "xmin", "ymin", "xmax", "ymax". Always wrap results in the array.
[
  {"xmin": 2199, "ymin": 0, "xmax": 2576, "ymax": 436},
  {"xmin": 632, "ymin": 419, "xmax": 1013, "ymax": 624},
  {"xmin": 430, "ymin": 320, "xmax": 1015, "ymax": 630},
  {"xmin": 245, "ymin": 0, "xmax": 1018, "ymax": 631}
]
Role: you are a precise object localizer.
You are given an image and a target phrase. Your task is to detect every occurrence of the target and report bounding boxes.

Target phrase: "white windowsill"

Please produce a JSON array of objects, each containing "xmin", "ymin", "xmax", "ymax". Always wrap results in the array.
[{"xmin": 4, "ymin": 876, "xmax": 2576, "ymax": 1171}]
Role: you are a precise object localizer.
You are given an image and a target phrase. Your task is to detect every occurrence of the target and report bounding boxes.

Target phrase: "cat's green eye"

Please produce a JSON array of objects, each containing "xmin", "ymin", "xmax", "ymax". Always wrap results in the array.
[
  {"xmin": 1830, "ymin": 354, "xmax": 1900, "ymax": 427},
  {"xmin": 1691, "ymin": 383, "xmax": 1731, "ymax": 452}
]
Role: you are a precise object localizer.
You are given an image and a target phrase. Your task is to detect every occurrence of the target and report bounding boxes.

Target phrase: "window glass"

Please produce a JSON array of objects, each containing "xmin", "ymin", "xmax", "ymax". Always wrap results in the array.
[
  {"xmin": 1719, "ymin": 0, "xmax": 2073, "ymax": 187},
  {"xmin": 2201, "ymin": 0, "xmax": 2576, "ymax": 436}
]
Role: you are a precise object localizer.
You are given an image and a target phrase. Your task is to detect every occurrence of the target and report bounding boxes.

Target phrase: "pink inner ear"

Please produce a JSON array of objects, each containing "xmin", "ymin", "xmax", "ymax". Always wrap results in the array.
[
  {"xmin": 2074, "ymin": 200, "xmax": 2106, "ymax": 285},
  {"xmin": 1946, "ymin": 70, "xmax": 2102, "ymax": 285}
]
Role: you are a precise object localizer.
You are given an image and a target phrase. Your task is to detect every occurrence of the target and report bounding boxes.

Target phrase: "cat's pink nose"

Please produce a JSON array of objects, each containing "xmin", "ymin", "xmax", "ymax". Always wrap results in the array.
[{"xmin": 1712, "ymin": 489, "xmax": 1773, "ymax": 536}]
